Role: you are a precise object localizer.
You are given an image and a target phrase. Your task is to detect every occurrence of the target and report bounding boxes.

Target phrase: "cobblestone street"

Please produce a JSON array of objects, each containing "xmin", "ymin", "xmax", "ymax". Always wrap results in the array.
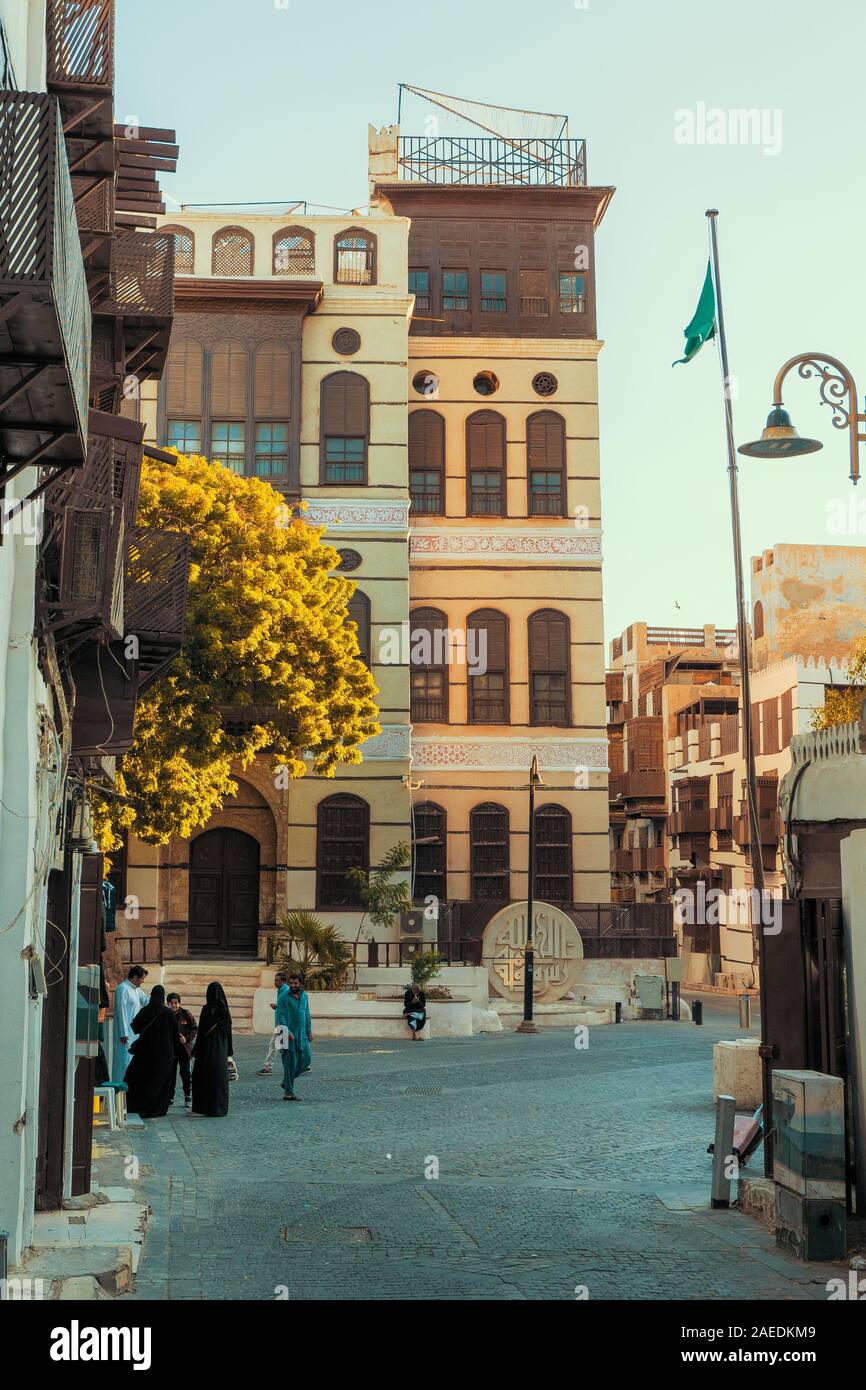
[{"xmin": 122, "ymin": 1001, "xmax": 844, "ymax": 1301}]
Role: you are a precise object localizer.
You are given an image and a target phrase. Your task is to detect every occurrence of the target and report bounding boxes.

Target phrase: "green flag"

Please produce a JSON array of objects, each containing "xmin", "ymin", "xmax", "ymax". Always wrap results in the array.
[{"xmin": 673, "ymin": 262, "xmax": 716, "ymax": 365}]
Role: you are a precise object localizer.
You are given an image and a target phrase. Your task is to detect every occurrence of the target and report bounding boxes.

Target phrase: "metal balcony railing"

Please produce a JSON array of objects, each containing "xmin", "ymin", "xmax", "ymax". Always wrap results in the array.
[
  {"xmin": 0, "ymin": 93, "xmax": 91, "ymax": 475},
  {"xmin": 398, "ymin": 135, "xmax": 587, "ymax": 187}
]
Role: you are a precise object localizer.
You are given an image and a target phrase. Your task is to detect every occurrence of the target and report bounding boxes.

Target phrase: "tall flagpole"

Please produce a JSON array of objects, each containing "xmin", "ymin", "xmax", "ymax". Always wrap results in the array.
[{"xmin": 706, "ymin": 209, "xmax": 772, "ymax": 1175}]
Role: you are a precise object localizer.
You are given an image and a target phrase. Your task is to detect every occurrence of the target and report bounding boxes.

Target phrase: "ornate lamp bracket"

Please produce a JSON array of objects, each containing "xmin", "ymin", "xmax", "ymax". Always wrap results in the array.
[{"xmin": 773, "ymin": 352, "xmax": 863, "ymax": 483}]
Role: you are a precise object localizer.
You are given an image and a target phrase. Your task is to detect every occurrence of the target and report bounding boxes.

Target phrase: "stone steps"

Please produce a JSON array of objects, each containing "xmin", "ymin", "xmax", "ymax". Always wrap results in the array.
[{"xmin": 162, "ymin": 959, "xmax": 264, "ymax": 1035}]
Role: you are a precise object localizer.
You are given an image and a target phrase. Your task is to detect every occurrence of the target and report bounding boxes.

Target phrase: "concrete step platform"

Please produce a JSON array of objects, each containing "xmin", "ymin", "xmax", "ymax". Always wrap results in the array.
[{"xmin": 162, "ymin": 958, "xmax": 265, "ymax": 1034}]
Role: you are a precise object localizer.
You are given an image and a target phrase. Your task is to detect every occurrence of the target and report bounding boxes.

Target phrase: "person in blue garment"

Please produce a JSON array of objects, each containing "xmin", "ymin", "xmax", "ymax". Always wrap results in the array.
[
  {"xmin": 275, "ymin": 973, "xmax": 304, "ymax": 1102},
  {"xmin": 112, "ymin": 966, "xmax": 149, "ymax": 1082},
  {"xmin": 288, "ymin": 973, "xmax": 313, "ymax": 1079}
]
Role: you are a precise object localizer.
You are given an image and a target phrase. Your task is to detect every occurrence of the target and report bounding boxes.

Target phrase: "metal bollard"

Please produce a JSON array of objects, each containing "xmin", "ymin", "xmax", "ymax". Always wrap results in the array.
[
  {"xmin": 693, "ymin": 999, "xmax": 703, "ymax": 1025},
  {"xmin": 710, "ymin": 1094, "xmax": 737, "ymax": 1208},
  {"xmin": 738, "ymin": 993, "xmax": 751, "ymax": 1029}
]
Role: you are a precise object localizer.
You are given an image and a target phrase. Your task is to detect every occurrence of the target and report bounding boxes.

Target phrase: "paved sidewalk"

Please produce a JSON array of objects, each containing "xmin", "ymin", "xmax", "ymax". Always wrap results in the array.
[{"xmin": 122, "ymin": 1008, "xmax": 846, "ymax": 1301}]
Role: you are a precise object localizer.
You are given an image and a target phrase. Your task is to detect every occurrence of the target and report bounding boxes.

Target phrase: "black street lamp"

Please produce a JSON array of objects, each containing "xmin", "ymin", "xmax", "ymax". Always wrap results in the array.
[{"xmin": 517, "ymin": 755, "xmax": 544, "ymax": 1035}]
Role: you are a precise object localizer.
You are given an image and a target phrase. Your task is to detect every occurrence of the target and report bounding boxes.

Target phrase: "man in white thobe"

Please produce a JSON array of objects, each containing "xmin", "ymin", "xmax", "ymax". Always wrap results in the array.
[{"xmin": 112, "ymin": 966, "xmax": 150, "ymax": 1082}]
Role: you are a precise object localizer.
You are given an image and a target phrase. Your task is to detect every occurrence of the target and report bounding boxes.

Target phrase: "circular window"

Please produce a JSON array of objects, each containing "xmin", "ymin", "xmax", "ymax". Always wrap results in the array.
[
  {"xmin": 473, "ymin": 370, "xmax": 499, "ymax": 396},
  {"xmin": 532, "ymin": 371, "xmax": 558, "ymax": 397},
  {"xmin": 335, "ymin": 548, "xmax": 362, "ymax": 572},
  {"xmin": 332, "ymin": 328, "xmax": 361, "ymax": 356},
  {"xmin": 412, "ymin": 370, "xmax": 439, "ymax": 398}
]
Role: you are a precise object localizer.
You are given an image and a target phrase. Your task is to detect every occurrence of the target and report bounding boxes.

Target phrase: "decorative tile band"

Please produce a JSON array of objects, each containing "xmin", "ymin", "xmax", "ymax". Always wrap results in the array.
[
  {"xmin": 410, "ymin": 736, "xmax": 609, "ymax": 772},
  {"xmin": 302, "ymin": 499, "xmax": 410, "ymax": 532},
  {"xmin": 410, "ymin": 528, "xmax": 602, "ymax": 562}
]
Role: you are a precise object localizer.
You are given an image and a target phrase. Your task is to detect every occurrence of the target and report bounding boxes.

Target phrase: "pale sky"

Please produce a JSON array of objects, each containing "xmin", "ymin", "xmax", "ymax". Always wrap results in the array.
[{"xmin": 118, "ymin": 0, "xmax": 866, "ymax": 643}]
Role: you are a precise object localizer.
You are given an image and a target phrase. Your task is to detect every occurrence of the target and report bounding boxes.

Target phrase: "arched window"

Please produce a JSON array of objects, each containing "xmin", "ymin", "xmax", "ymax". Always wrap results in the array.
[
  {"xmin": 534, "ymin": 804, "xmax": 572, "ymax": 903},
  {"xmin": 212, "ymin": 226, "xmax": 254, "ymax": 277},
  {"xmin": 466, "ymin": 410, "xmax": 506, "ymax": 516},
  {"xmin": 527, "ymin": 410, "xmax": 566, "ymax": 516},
  {"xmin": 467, "ymin": 609, "xmax": 509, "ymax": 723},
  {"xmin": 409, "ymin": 410, "xmax": 445, "ymax": 515},
  {"xmin": 320, "ymin": 371, "xmax": 369, "ymax": 484},
  {"xmin": 528, "ymin": 609, "xmax": 571, "ymax": 725},
  {"xmin": 753, "ymin": 600, "xmax": 764, "ymax": 640},
  {"xmin": 347, "ymin": 589, "xmax": 371, "ymax": 666},
  {"xmin": 165, "ymin": 338, "xmax": 203, "ymax": 453},
  {"xmin": 210, "ymin": 340, "xmax": 247, "ymax": 472},
  {"xmin": 334, "ymin": 227, "xmax": 376, "ymax": 285},
  {"xmin": 273, "ymin": 226, "xmax": 315, "ymax": 276},
  {"xmin": 413, "ymin": 802, "xmax": 446, "ymax": 903},
  {"xmin": 254, "ymin": 340, "xmax": 291, "ymax": 477},
  {"xmin": 316, "ymin": 795, "xmax": 369, "ymax": 908},
  {"xmin": 410, "ymin": 607, "xmax": 449, "ymax": 722},
  {"xmin": 470, "ymin": 803, "xmax": 510, "ymax": 901},
  {"xmin": 162, "ymin": 224, "xmax": 194, "ymax": 275}
]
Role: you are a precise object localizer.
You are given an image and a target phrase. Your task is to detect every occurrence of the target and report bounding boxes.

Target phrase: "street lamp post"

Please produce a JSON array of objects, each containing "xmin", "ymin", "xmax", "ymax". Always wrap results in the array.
[
  {"xmin": 517, "ymin": 755, "xmax": 544, "ymax": 1035},
  {"xmin": 739, "ymin": 353, "xmax": 864, "ymax": 483},
  {"xmin": 739, "ymin": 348, "xmax": 861, "ymax": 1177}
]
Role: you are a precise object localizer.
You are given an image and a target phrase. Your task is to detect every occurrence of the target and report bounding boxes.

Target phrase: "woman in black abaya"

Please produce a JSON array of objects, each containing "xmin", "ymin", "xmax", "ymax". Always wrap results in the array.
[
  {"xmin": 191, "ymin": 982, "xmax": 234, "ymax": 1117},
  {"xmin": 125, "ymin": 985, "xmax": 181, "ymax": 1118}
]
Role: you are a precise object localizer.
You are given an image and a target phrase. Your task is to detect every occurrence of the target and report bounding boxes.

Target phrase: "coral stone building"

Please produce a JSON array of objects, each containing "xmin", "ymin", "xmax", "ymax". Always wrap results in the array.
[{"xmin": 125, "ymin": 97, "xmax": 615, "ymax": 983}]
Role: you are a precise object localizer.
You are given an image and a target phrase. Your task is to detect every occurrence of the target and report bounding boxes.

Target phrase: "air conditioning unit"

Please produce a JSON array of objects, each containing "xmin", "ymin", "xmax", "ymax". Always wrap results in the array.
[{"xmin": 400, "ymin": 909, "xmax": 425, "ymax": 937}]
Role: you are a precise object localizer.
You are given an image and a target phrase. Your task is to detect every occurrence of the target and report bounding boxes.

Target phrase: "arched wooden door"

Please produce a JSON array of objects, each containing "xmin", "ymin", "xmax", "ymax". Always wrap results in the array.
[{"xmin": 189, "ymin": 828, "xmax": 260, "ymax": 955}]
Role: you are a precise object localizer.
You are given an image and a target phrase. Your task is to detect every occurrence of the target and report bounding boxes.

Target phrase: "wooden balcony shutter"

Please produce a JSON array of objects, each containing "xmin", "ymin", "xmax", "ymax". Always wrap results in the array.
[
  {"xmin": 321, "ymin": 371, "xmax": 369, "ymax": 436},
  {"xmin": 255, "ymin": 341, "xmax": 291, "ymax": 418},
  {"xmin": 526, "ymin": 410, "xmax": 565, "ymax": 469},
  {"xmin": 409, "ymin": 410, "xmax": 444, "ymax": 471},
  {"xmin": 166, "ymin": 339, "xmax": 203, "ymax": 416},
  {"xmin": 628, "ymin": 715, "xmax": 663, "ymax": 770},
  {"xmin": 780, "ymin": 687, "xmax": 794, "ymax": 746},
  {"xmin": 466, "ymin": 410, "xmax": 505, "ymax": 471},
  {"xmin": 211, "ymin": 341, "xmax": 247, "ymax": 417}
]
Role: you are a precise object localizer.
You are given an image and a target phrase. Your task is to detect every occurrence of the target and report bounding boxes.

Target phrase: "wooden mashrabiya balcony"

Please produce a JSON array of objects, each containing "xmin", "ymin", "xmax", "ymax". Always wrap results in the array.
[{"xmin": 0, "ymin": 92, "xmax": 91, "ymax": 484}]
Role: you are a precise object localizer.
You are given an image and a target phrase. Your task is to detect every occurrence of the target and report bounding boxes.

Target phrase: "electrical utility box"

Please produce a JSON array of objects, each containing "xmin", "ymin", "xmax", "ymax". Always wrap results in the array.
[
  {"xmin": 635, "ymin": 974, "xmax": 665, "ymax": 1012},
  {"xmin": 772, "ymin": 1069, "xmax": 846, "ymax": 1261}
]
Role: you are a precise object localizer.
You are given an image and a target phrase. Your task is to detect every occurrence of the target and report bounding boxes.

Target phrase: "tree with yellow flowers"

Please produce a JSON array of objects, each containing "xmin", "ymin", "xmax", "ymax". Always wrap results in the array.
[
  {"xmin": 810, "ymin": 636, "xmax": 866, "ymax": 730},
  {"xmin": 92, "ymin": 451, "xmax": 379, "ymax": 848}
]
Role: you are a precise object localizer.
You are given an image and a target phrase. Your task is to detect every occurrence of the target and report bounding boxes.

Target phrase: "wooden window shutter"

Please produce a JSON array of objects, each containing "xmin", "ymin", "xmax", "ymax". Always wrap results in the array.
[
  {"xmin": 410, "ymin": 607, "xmax": 448, "ymax": 666},
  {"xmin": 467, "ymin": 410, "xmax": 505, "ymax": 470},
  {"xmin": 527, "ymin": 411, "xmax": 565, "ymax": 470},
  {"xmin": 347, "ymin": 589, "xmax": 371, "ymax": 665},
  {"xmin": 762, "ymin": 697, "xmax": 779, "ymax": 754},
  {"xmin": 783, "ymin": 686, "xmax": 795, "ymax": 750},
  {"xmin": 529, "ymin": 609, "xmax": 569, "ymax": 672},
  {"xmin": 409, "ymin": 410, "xmax": 444, "ymax": 471},
  {"xmin": 322, "ymin": 371, "xmax": 369, "ymax": 436},
  {"xmin": 255, "ymin": 341, "xmax": 291, "ymax": 418},
  {"xmin": 750, "ymin": 701, "xmax": 761, "ymax": 756},
  {"xmin": 166, "ymin": 339, "xmax": 203, "ymax": 416},
  {"xmin": 211, "ymin": 341, "xmax": 247, "ymax": 417},
  {"xmin": 470, "ymin": 609, "xmax": 507, "ymax": 670}
]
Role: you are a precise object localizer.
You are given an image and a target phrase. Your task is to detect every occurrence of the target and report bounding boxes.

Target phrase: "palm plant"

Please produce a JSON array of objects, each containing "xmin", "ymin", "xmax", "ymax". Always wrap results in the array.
[
  {"xmin": 347, "ymin": 841, "xmax": 412, "ymax": 984},
  {"xmin": 272, "ymin": 910, "xmax": 354, "ymax": 991}
]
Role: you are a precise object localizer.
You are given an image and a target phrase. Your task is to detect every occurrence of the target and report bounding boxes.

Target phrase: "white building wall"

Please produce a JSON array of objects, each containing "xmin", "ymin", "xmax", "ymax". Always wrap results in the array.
[{"xmin": 0, "ymin": 0, "xmax": 62, "ymax": 1265}]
